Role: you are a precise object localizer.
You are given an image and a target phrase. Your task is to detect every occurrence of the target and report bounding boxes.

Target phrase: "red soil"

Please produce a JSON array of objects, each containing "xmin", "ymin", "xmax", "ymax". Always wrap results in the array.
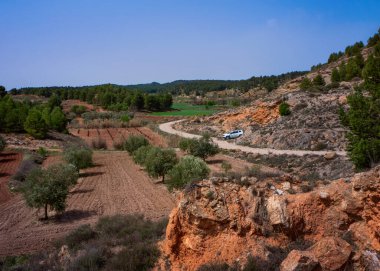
[
  {"xmin": 69, "ymin": 127, "xmax": 167, "ymax": 149},
  {"xmin": 0, "ymin": 152, "xmax": 22, "ymax": 205},
  {"xmin": 0, "ymin": 152, "xmax": 175, "ymax": 257}
]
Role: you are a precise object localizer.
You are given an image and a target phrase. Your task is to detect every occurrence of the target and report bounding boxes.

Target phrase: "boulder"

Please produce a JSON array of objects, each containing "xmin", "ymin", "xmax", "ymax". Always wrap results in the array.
[
  {"xmin": 309, "ymin": 237, "xmax": 351, "ymax": 271},
  {"xmin": 267, "ymin": 195, "xmax": 288, "ymax": 226},
  {"xmin": 280, "ymin": 250, "xmax": 319, "ymax": 271},
  {"xmin": 324, "ymin": 152, "xmax": 336, "ymax": 160}
]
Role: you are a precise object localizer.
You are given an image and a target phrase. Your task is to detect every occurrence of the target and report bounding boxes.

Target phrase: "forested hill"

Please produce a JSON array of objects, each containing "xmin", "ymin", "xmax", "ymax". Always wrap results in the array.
[{"xmin": 11, "ymin": 71, "xmax": 306, "ymax": 97}]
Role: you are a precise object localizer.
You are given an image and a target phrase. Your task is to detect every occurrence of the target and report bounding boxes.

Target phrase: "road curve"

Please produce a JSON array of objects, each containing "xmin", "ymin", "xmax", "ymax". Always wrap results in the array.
[{"xmin": 159, "ymin": 120, "xmax": 347, "ymax": 157}]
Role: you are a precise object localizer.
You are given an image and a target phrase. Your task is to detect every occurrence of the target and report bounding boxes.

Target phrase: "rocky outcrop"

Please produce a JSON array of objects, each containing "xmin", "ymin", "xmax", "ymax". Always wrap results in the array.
[{"xmin": 160, "ymin": 166, "xmax": 380, "ymax": 270}]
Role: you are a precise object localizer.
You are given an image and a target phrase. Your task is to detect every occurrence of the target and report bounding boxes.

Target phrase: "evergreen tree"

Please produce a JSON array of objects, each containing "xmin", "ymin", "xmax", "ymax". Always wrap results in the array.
[
  {"xmin": 345, "ymin": 58, "xmax": 361, "ymax": 80},
  {"xmin": 299, "ymin": 77, "xmax": 313, "ymax": 90},
  {"xmin": 24, "ymin": 108, "xmax": 48, "ymax": 139},
  {"xmin": 50, "ymin": 106, "xmax": 67, "ymax": 131},
  {"xmin": 312, "ymin": 74, "xmax": 326, "ymax": 86},
  {"xmin": 331, "ymin": 68, "xmax": 341, "ymax": 83},
  {"xmin": 341, "ymin": 44, "xmax": 380, "ymax": 169},
  {"xmin": 339, "ymin": 62, "xmax": 347, "ymax": 81}
]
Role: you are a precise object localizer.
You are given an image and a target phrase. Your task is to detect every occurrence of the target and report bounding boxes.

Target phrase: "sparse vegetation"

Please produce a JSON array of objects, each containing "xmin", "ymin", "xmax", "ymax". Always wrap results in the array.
[{"xmin": 221, "ymin": 161, "xmax": 232, "ymax": 174}]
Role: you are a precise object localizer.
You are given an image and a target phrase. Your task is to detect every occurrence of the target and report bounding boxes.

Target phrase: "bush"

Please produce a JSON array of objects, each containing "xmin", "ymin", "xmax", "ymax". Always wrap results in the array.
[
  {"xmin": 91, "ymin": 137, "xmax": 107, "ymax": 150},
  {"xmin": 63, "ymin": 147, "xmax": 93, "ymax": 169},
  {"xmin": 168, "ymin": 155, "xmax": 210, "ymax": 190},
  {"xmin": 64, "ymin": 224, "xmax": 96, "ymax": 250},
  {"xmin": 122, "ymin": 135, "xmax": 149, "ymax": 154},
  {"xmin": 144, "ymin": 147, "xmax": 178, "ymax": 182},
  {"xmin": 221, "ymin": 161, "xmax": 232, "ymax": 174},
  {"xmin": 36, "ymin": 147, "xmax": 48, "ymax": 158},
  {"xmin": 180, "ymin": 135, "xmax": 219, "ymax": 160},
  {"xmin": 299, "ymin": 77, "xmax": 312, "ymax": 90},
  {"xmin": 69, "ymin": 247, "xmax": 107, "ymax": 271},
  {"xmin": 108, "ymin": 243, "xmax": 160, "ymax": 271},
  {"xmin": 12, "ymin": 154, "xmax": 41, "ymax": 183},
  {"xmin": 133, "ymin": 145, "xmax": 154, "ymax": 165},
  {"xmin": 0, "ymin": 135, "xmax": 6, "ymax": 151},
  {"xmin": 71, "ymin": 105, "xmax": 87, "ymax": 115},
  {"xmin": 312, "ymin": 74, "xmax": 326, "ymax": 86},
  {"xmin": 279, "ymin": 102, "xmax": 291, "ymax": 116}
]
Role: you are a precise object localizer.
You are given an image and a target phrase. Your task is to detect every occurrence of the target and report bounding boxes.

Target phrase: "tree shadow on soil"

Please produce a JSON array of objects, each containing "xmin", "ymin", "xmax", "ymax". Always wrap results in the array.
[
  {"xmin": 79, "ymin": 171, "xmax": 104, "ymax": 178},
  {"xmin": 54, "ymin": 210, "xmax": 97, "ymax": 224},
  {"xmin": 70, "ymin": 188, "xmax": 94, "ymax": 195},
  {"xmin": 206, "ymin": 159, "xmax": 224, "ymax": 165}
]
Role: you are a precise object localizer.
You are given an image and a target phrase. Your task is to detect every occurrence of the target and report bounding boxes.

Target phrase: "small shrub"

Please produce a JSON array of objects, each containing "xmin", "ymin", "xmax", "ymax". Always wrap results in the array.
[
  {"xmin": 64, "ymin": 224, "xmax": 96, "ymax": 250},
  {"xmin": 91, "ymin": 137, "xmax": 107, "ymax": 150},
  {"xmin": 63, "ymin": 147, "xmax": 93, "ymax": 169},
  {"xmin": 122, "ymin": 135, "xmax": 149, "ymax": 154},
  {"xmin": 279, "ymin": 102, "xmax": 291, "ymax": 116},
  {"xmin": 36, "ymin": 147, "xmax": 48, "ymax": 158},
  {"xmin": 221, "ymin": 161, "xmax": 232, "ymax": 174},
  {"xmin": 69, "ymin": 247, "xmax": 107, "ymax": 271},
  {"xmin": 108, "ymin": 243, "xmax": 160, "ymax": 271},
  {"xmin": 0, "ymin": 135, "xmax": 6, "ymax": 151},
  {"xmin": 12, "ymin": 156, "xmax": 39, "ymax": 183}
]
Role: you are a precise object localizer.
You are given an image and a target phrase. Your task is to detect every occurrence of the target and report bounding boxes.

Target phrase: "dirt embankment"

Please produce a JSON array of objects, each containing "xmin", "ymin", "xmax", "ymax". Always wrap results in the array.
[
  {"xmin": 0, "ymin": 152, "xmax": 175, "ymax": 257},
  {"xmin": 160, "ymin": 166, "xmax": 380, "ymax": 271}
]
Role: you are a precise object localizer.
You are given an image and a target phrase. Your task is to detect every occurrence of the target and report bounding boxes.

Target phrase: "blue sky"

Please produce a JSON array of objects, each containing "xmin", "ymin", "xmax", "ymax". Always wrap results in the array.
[{"xmin": 1, "ymin": 0, "xmax": 379, "ymax": 89}]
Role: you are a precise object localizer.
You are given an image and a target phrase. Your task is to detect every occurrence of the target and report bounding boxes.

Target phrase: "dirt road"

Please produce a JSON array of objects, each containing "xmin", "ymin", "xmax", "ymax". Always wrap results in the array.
[
  {"xmin": 0, "ymin": 152, "xmax": 175, "ymax": 256},
  {"xmin": 159, "ymin": 120, "xmax": 347, "ymax": 157}
]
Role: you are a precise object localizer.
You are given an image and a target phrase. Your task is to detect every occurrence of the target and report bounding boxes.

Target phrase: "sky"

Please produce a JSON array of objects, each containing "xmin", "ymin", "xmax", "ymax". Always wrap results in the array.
[{"xmin": 1, "ymin": 0, "xmax": 380, "ymax": 89}]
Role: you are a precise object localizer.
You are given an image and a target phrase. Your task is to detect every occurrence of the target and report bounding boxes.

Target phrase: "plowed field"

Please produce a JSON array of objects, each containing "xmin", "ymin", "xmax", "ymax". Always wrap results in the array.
[
  {"xmin": 0, "ymin": 152, "xmax": 175, "ymax": 256},
  {"xmin": 0, "ymin": 152, "xmax": 22, "ymax": 205},
  {"xmin": 69, "ymin": 127, "xmax": 167, "ymax": 149}
]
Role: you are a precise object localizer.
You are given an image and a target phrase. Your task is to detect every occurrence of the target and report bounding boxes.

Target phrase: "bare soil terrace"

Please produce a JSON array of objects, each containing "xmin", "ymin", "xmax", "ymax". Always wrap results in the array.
[
  {"xmin": 69, "ymin": 127, "xmax": 167, "ymax": 149},
  {"xmin": 0, "ymin": 152, "xmax": 175, "ymax": 257}
]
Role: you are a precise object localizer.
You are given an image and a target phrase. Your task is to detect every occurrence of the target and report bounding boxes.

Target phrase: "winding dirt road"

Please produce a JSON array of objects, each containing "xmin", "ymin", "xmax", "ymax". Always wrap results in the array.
[{"xmin": 159, "ymin": 120, "xmax": 347, "ymax": 157}]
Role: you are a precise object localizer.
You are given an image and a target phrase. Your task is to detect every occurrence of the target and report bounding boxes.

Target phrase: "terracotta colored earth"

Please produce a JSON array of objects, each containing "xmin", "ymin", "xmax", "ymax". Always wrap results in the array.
[
  {"xmin": 69, "ymin": 127, "xmax": 167, "ymax": 149},
  {"xmin": 0, "ymin": 152, "xmax": 22, "ymax": 205},
  {"xmin": 61, "ymin": 99, "xmax": 105, "ymax": 113},
  {"xmin": 0, "ymin": 151, "xmax": 175, "ymax": 257}
]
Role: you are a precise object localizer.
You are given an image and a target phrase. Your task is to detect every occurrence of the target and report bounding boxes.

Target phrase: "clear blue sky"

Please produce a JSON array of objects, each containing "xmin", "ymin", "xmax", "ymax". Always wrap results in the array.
[{"xmin": 1, "ymin": 0, "xmax": 379, "ymax": 89}]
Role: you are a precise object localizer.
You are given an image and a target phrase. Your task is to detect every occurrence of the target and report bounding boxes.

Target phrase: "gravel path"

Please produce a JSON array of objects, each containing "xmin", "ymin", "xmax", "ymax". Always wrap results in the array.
[{"xmin": 159, "ymin": 120, "xmax": 347, "ymax": 157}]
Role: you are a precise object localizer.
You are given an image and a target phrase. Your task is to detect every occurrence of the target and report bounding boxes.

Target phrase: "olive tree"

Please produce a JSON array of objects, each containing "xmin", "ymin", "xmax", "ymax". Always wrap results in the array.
[
  {"xmin": 145, "ymin": 147, "xmax": 178, "ymax": 182},
  {"xmin": 167, "ymin": 155, "xmax": 209, "ymax": 190},
  {"xmin": 22, "ymin": 164, "xmax": 78, "ymax": 219}
]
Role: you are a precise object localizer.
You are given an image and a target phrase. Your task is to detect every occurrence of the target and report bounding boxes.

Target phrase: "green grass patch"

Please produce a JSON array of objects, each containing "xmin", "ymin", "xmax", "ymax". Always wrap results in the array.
[{"xmin": 150, "ymin": 103, "xmax": 217, "ymax": 116}]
